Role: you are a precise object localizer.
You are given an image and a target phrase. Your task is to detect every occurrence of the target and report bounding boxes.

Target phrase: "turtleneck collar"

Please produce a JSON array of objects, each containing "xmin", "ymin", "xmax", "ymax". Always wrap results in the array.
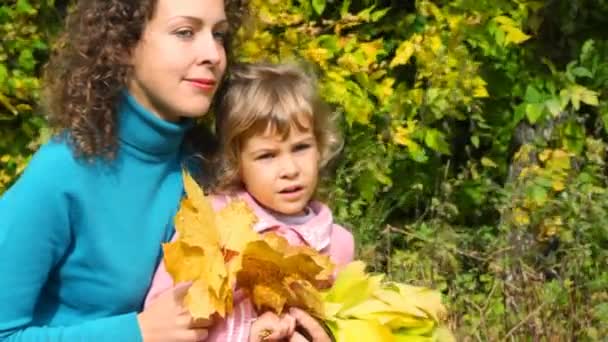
[{"xmin": 117, "ymin": 91, "xmax": 192, "ymax": 159}]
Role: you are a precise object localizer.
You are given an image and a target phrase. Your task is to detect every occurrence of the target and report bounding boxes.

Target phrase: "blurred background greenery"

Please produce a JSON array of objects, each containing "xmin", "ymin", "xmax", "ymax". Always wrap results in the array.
[{"xmin": 1, "ymin": 0, "xmax": 606, "ymax": 339}]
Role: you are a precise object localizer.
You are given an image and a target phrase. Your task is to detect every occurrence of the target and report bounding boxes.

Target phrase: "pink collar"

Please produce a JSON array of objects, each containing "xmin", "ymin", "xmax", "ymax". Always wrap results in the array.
[{"xmin": 236, "ymin": 192, "xmax": 333, "ymax": 251}]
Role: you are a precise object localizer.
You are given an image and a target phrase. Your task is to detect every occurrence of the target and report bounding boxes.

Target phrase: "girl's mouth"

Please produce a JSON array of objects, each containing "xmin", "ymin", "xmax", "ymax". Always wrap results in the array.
[{"xmin": 279, "ymin": 185, "xmax": 304, "ymax": 194}]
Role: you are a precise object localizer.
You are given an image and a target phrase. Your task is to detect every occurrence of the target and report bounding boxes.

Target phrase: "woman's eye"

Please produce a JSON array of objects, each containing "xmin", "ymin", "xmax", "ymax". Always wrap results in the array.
[
  {"xmin": 213, "ymin": 30, "xmax": 228, "ymax": 41},
  {"xmin": 175, "ymin": 28, "xmax": 194, "ymax": 39}
]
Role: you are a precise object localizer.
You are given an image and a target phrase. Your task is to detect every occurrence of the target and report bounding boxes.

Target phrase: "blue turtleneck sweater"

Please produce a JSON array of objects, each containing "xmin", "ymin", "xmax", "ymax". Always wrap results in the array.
[{"xmin": 0, "ymin": 93, "xmax": 191, "ymax": 341}]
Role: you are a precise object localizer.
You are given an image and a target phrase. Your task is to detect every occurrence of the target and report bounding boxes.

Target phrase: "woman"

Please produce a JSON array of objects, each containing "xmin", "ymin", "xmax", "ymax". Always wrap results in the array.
[
  {"xmin": 0, "ymin": 0, "xmax": 236, "ymax": 340},
  {"xmin": 0, "ymin": 1, "xmax": 334, "ymax": 341}
]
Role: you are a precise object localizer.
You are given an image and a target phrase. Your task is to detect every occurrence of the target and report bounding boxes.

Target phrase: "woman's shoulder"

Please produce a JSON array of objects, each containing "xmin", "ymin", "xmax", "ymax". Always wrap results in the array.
[{"xmin": 25, "ymin": 137, "xmax": 81, "ymax": 177}]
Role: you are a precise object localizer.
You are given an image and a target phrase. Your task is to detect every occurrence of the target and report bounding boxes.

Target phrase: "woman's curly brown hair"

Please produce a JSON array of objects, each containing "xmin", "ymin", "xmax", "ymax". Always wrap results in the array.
[{"xmin": 43, "ymin": 0, "xmax": 248, "ymax": 158}]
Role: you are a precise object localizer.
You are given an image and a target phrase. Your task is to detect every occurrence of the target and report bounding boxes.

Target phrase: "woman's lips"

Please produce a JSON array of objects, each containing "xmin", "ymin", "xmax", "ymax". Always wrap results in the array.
[{"xmin": 186, "ymin": 78, "xmax": 216, "ymax": 91}]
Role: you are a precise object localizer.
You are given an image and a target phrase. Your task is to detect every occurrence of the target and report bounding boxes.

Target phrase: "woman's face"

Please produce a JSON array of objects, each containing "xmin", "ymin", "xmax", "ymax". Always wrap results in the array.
[{"xmin": 128, "ymin": 0, "xmax": 228, "ymax": 122}]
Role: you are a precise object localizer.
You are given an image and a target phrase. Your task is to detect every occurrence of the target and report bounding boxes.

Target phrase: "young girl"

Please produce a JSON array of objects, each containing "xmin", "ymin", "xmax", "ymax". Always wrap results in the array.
[
  {"xmin": 145, "ymin": 62, "xmax": 355, "ymax": 341},
  {"xmin": 0, "ymin": 1, "xmax": 246, "ymax": 341}
]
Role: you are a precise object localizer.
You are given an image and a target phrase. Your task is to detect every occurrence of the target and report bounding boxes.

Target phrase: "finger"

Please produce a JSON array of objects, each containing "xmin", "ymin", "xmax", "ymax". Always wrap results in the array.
[
  {"xmin": 251, "ymin": 321, "xmax": 279, "ymax": 341},
  {"xmin": 289, "ymin": 331, "xmax": 309, "ymax": 342},
  {"xmin": 281, "ymin": 314, "xmax": 296, "ymax": 337},
  {"xmin": 173, "ymin": 281, "xmax": 193, "ymax": 299},
  {"xmin": 191, "ymin": 318, "xmax": 213, "ymax": 329},
  {"xmin": 289, "ymin": 308, "xmax": 330, "ymax": 342},
  {"xmin": 178, "ymin": 328, "xmax": 208, "ymax": 341},
  {"xmin": 263, "ymin": 328, "xmax": 283, "ymax": 341}
]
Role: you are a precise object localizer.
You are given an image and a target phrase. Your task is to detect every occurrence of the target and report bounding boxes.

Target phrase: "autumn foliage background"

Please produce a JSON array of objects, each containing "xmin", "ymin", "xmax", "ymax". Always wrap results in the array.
[{"xmin": 1, "ymin": 0, "xmax": 607, "ymax": 340}]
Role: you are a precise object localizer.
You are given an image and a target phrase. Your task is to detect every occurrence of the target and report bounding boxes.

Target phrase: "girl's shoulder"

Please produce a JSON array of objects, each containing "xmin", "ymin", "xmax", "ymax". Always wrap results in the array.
[
  {"xmin": 208, "ymin": 192, "xmax": 243, "ymax": 211},
  {"xmin": 327, "ymin": 220, "xmax": 355, "ymax": 266}
]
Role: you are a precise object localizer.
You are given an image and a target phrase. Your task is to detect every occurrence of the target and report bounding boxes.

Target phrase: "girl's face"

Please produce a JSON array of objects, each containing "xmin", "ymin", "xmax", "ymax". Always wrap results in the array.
[
  {"xmin": 239, "ymin": 120, "xmax": 321, "ymax": 216},
  {"xmin": 128, "ymin": 0, "xmax": 228, "ymax": 121}
]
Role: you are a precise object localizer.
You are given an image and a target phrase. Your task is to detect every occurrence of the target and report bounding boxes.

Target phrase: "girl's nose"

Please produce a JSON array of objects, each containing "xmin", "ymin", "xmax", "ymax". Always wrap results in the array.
[{"xmin": 280, "ymin": 155, "xmax": 300, "ymax": 179}]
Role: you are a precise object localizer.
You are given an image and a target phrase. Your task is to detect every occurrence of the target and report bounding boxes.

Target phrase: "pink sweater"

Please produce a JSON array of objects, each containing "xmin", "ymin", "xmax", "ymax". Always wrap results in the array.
[{"xmin": 144, "ymin": 192, "xmax": 355, "ymax": 341}]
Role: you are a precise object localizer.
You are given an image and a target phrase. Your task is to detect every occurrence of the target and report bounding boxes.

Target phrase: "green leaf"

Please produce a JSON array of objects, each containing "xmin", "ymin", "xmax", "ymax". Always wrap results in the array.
[
  {"xmin": 580, "ymin": 39, "xmax": 596, "ymax": 64},
  {"xmin": 471, "ymin": 135, "xmax": 480, "ymax": 148},
  {"xmin": 528, "ymin": 185, "xmax": 548, "ymax": 206},
  {"xmin": 371, "ymin": 8, "xmax": 390, "ymax": 22},
  {"xmin": 524, "ymin": 85, "xmax": 543, "ymax": 103},
  {"xmin": 600, "ymin": 106, "xmax": 608, "ymax": 134},
  {"xmin": 424, "ymin": 129, "xmax": 451, "ymax": 155},
  {"xmin": 545, "ymin": 98, "xmax": 562, "ymax": 117},
  {"xmin": 340, "ymin": 0, "xmax": 352, "ymax": 18},
  {"xmin": 0, "ymin": 64, "xmax": 8, "ymax": 85},
  {"xmin": 525, "ymin": 103, "xmax": 544, "ymax": 123},
  {"xmin": 18, "ymin": 49, "xmax": 35, "ymax": 72},
  {"xmin": 571, "ymin": 66, "xmax": 593, "ymax": 78},
  {"xmin": 16, "ymin": 0, "xmax": 36, "ymax": 15},
  {"xmin": 312, "ymin": 0, "xmax": 326, "ymax": 15}
]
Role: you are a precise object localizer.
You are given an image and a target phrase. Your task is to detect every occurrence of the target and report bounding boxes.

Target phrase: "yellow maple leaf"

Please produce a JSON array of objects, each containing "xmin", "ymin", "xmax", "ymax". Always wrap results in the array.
[
  {"xmin": 322, "ymin": 261, "xmax": 453, "ymax": 342},
  {"xmin": 162, "ymin": 171, "xmax": 259, "ymax": 319},
  {"xmin": 237, "ymin": 233, "xmax": 335, "ymax": 316}
]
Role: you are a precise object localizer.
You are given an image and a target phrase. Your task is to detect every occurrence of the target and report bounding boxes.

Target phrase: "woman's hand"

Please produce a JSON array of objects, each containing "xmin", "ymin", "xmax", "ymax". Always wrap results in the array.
[
  {"xmin": 289, "ymin": 308, "xmax": 332, "ymax": 342},
  {"xmin": 249, "ymin": 311, "xmax": 296, "ymax": 342},
  {"xmin": 137, "ymin": 282, "xmax": 212, "ymax": 342}
]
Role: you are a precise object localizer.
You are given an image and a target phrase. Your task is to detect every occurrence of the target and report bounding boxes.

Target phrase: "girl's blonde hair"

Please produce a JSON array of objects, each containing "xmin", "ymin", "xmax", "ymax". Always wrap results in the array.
[{"xmin": 213, "ymin": 62, "xmax": 342, "ymax": 192}]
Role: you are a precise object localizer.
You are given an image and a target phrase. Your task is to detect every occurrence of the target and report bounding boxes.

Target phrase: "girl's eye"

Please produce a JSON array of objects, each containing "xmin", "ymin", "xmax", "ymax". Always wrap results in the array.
[
  {"xmin": 174, "ymin": 28, "xmax": 194, "ymax": 39},
  {"xmin": 255, "ymin": 153, "xmax": 274, "ymax": 160},
  {"xmin": 293, "ymin": 143, "xmax": 312, "ymax": 152}
]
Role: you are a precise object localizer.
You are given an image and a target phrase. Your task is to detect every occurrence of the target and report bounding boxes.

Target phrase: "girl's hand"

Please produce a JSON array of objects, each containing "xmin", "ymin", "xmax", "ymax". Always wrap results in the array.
[
  {"xmin": 289, "ymin": 308, "xmax": 331, "ymax": 342},
  {"xmin": 137, "ymin": 282, "xmax": 212, "ymax": 342},
  {"xmin": 249, "ymin": 311, "xmax": 296, "ymax": 342}
]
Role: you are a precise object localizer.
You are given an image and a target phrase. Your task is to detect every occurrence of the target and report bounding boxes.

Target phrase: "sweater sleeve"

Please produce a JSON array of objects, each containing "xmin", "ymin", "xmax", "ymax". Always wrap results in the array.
[{"xmin": 0, "ymin": 146, "xmax": 143, "ymax": 342}]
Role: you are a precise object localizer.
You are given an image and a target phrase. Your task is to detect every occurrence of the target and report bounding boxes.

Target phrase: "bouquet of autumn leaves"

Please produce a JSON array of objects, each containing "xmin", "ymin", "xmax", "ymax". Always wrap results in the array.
[{"xmin": 162, "ymin": 172, "xmax": 454, "ymax": 342}]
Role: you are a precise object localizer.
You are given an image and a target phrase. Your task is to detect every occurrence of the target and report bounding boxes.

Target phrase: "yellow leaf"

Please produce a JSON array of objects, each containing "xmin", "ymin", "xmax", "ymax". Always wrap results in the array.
[
  {"xmin": 162, "ymin": 241, "xmax": 206, "ymax": 283},
  {"xmin": 237, "ymin": 233, "xmax": 334, "ymax": 316},
  {"xmin": 163, "ymin": 171, "xmax": 260, "ymax": 319},
  {"xmin": 473, "ymin": 86, "xmax": 489, "ymax": 98},
  {"xmin": 552, "ymin": 180, "xmax": 565, "ymax": 191},
  {"xmin": 513, "ymin": 208, "xmax": 530, "ymax": 226},
  {"xmin": 284, "ymin": 276, "xmax": 325, "ymax": 316},
  {"xmin": 426, "ymin": 34, "xmax": 442, "ymax": 54},
  {"xmin": 494, "ymin": 16, "xmax": 531, "ymax": 45},
  {"xmin": 393, "ymin": 120, "xmax": 420, "ymax": 152},
  {"xmin": 392, "ymin": 283, "xmax": 446, "ymax": 321},
  {"xmin": 360, "ymin": 39, "xmax": 384, "ymax": 64},
  {"xmin": 539, "ymin": 149, "xmax": 551, "ymax": 162},
  {"xmin": 334, "ymin": 319, "xmax": 395, "ymax": 342},
  {"xmin": 176, "ymin": 171, "xmax": 219, "ymax": 249},
  {"xmin": 216, "ymin": 200, "xmax": 260, "ymax": 254},
  {"xmin": 546, "ymin": 149, "xmax": 571, "ymax": 170},
  {"xmin": 472, "ymin": 76, "xmax": 489, "ymax": 98},
  {"xmin": 481, "ymin": 157, "xmax": 498, "ymax": 168},
  {"xmin": 322, "ymin": 261, "xmax": 450, "ymax": 340},
  {"xmin": 323, "ymin": 261, "xmax": 382, "ymax": 313},
  {"xmin": 390, "ymin": 35, "xmax": 420, "ymax": 68},
  {"xmin": 252, "ymin": 283, "xmax": 288, "ymax": 314},
  {"xmin": 184, "ymin": 279, "xmax": 215, "ymax": 319},
  {"xmin": 432, "ymin": 326, "xmax": 457, "ymax": 342}
]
